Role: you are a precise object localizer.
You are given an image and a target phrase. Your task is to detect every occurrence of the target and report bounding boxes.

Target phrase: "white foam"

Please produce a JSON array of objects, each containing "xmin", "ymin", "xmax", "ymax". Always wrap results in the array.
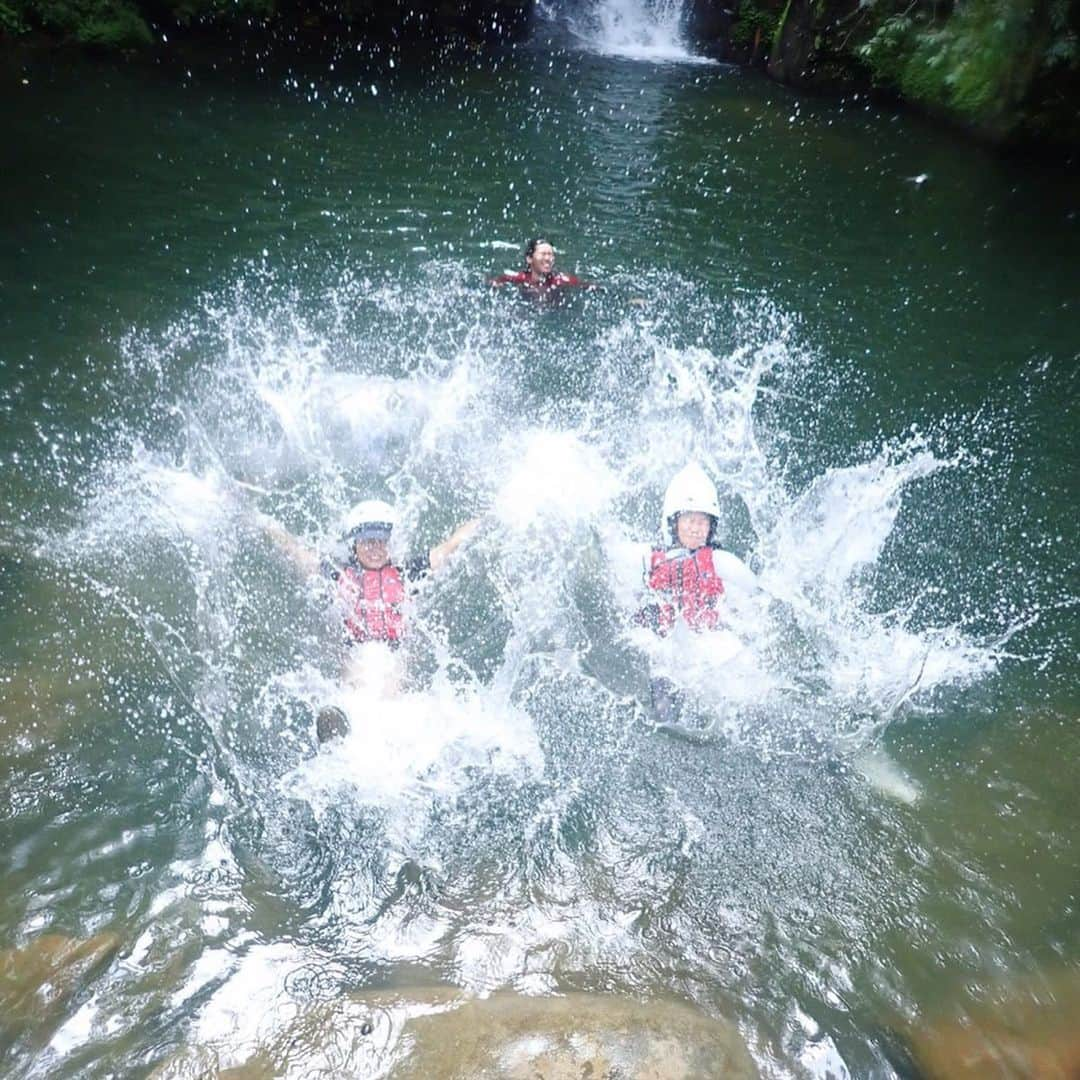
[
  {"xmin": 285, "ymin": 681, "xmax": 542, "ymax": 829},
  {"xmin": 491, "ymin": 429, "xmax": 620, "ymax": 534},
  {"xmin": 565, "ymin": 0, "xmax": 717, "ymax": 64},
  {"xmin": 854, "ymin": 748, "xmax": 922, "ymax": 805}
]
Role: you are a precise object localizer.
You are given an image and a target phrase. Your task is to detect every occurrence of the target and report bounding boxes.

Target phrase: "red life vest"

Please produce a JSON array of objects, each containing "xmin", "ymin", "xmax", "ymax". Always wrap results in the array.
[
  {"xmin": 337, "ymin": 564, "xmax": 406, "ymax": 644},
  {"xmin": 490, "ymin": 270, "xmax": 586, "ymax": 292},
  {"xmin": 645, "ymin": 546, "xmax": 725, "ymax": 634}
]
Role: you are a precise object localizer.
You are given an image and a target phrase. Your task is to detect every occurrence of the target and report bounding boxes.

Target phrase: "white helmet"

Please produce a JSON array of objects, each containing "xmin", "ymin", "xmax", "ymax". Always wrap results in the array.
[
  {"xmin": 343, "ymin": 498, "xmax": 398, "ymax": 542},
  {"xmin": 660, "ymin": 462, "xmax": 720, "ymax": 544}
]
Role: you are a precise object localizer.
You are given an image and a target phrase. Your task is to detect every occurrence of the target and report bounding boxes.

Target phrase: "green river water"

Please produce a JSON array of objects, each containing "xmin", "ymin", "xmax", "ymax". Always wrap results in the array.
[{"xmin": 1, "ymin": 19, "xmax": 1078, "ymax": 1078}]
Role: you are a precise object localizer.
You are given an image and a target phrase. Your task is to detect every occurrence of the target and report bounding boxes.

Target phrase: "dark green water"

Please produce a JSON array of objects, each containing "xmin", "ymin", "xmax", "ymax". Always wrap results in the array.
[{"xmin": 1, "ymin": 26, "xmax": 1078, "ymax": 1078}]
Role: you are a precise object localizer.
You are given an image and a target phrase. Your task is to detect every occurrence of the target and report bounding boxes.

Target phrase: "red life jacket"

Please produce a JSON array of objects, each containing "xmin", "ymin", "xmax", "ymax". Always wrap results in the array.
[
  {"xmin": 337, "ymin": 564, "xmax": 406, "ymax": 644},
  {"xmin": 645, "ymin": 546, "xmax": 725, "ymax": 634},
  {"xmin": 490, "ymin": 270, "xmax": 586, "ymax": 291}
]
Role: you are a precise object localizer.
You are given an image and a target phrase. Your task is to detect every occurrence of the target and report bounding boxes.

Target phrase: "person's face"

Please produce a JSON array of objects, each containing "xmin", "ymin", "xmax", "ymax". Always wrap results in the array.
[
  {"xmin": 354, "ymin": 535, "xmax": 390, "ymax": 570},
  {"xmin": 527, "ymin": 242, "xmax": 556, "ymax": 277},
  {"xmin": 675, "ymin": 511, "xmax": 711, "ymax": 550}
]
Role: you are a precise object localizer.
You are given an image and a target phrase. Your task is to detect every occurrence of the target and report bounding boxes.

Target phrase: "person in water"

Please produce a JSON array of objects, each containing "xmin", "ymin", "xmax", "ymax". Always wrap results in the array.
[
  {"xmin": 635, "ymin": 462, "xmax": 755, "ymax": 724},
  {"xmin": 490, "ymin": 237, "xmax": 595, "ymax": 300},
  {"xmin": 257, "ymin": 498, "xmax": 478, "ymax": 741}
]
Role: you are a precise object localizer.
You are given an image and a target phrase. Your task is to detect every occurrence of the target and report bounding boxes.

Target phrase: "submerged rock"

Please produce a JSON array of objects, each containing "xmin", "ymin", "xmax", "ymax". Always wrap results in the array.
[
  {"xmin": 0, "ymin": 666, "xmax": 102, "ymax": 745},
  {"xmin": 395, "ymin": 992, "xmax": 758, "ymax": 1079},
  {"xmin": 153, "ymin": 989, "xmax": 757, "ymax": 1078},
  {"xmin": 901, "ymin": 970, "xmax": 1080, "ymax": 1078},
  {"xmin": 0, "ymin": 932, "xmax": 120, "ymax": 1036}
]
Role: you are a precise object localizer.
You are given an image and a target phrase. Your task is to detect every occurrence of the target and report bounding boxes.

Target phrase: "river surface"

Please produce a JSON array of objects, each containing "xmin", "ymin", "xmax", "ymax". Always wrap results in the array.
[{"xmin": 1, "ymin": 6, "xmax": 1078, "ymax": 1076}]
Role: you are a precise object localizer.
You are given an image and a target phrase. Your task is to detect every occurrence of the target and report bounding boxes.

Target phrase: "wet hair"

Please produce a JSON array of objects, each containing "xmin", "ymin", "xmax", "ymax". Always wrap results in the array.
[{"xmin": 524, "ymin": 237, "xmax": 553, "ymax": 264}]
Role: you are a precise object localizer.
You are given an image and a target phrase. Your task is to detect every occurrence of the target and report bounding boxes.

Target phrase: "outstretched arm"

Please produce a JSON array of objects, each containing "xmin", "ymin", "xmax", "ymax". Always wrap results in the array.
[
  {"xmin": 254, "ymin": 511, "xmax": 321, "ymax": 578},
  {"xmin": 428, "ymin": 518, "xmax": 480, "ymax": 574}
]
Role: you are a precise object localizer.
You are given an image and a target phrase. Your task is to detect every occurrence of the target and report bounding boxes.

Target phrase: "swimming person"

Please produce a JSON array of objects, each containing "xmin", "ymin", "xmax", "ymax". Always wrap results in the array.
[
  {"xmin": 256, "ymin": 498, "xmax": 478, "ymax": 740},
  {"xmin": 490, "ymin": 237, "xmax": 595, "ymax": 301}
]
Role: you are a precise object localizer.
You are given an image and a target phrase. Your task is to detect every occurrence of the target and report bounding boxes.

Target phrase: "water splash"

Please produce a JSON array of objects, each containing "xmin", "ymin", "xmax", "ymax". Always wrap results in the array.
[
  {"xmin": 19, "ymin": 259, "xmax": 1065, "ymax": 1076},
  {"xmin": 55, "ymin": 266, "xmax": 1036, "ymax": 769}
]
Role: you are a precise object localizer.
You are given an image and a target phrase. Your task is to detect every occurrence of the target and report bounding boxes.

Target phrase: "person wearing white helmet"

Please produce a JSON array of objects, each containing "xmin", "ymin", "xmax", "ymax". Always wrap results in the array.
[
  {"xmin": 256, "ymin": 497, "xmax": 478, "ymax": 741},
  {"xmin": 635, "ymin": 462, "xmax": 755, "ymax": 724},
  {"xmin": 638, "ymin": 462, "xmax": 725, "ymax": 635}
]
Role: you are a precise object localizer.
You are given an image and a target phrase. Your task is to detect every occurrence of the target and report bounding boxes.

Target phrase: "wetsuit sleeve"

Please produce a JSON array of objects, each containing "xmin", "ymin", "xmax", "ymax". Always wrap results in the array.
[{"xmin": 634, "ymin": 546, "xmax": 659, "ymax": 630}]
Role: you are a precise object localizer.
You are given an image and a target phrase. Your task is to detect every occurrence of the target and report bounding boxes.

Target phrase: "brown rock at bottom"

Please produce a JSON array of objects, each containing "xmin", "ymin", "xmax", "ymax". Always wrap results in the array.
[
  {"xmin": 395, "ymin": 992, "xmax": 758, "ymax": 1079},
  {"xmin": 905, "ymin": 971, "xmax": 1080, "ymax": 1079},
  {"xmin": 0, "ymin": 931, "xmax": 121, "ymax": 1033},
  {"xmin": 152, "ymin": 988, "xmax": 757, "ymax": 1079}
]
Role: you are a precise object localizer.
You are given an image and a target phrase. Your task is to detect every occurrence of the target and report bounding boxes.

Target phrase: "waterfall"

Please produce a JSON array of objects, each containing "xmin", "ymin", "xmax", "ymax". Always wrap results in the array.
[{"xmin": 560, "ymin": 0, "xmax": 713, "ymax": 63}]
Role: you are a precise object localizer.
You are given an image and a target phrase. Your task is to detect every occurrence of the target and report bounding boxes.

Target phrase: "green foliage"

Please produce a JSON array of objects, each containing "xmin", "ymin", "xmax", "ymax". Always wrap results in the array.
[
  {"xmin": 4, "ymin": 0, "xmax": 531, "ymax": 48},
  {"xmin": 76, "ymin": 0, "xmax": 152, "ymax": 45},
  {"xmin": 857, "ymin": 0, "xmax": 1079, "ymax": 129},
  {"xmin": 11, "ymin": 0, "xmax": 276, "ymax": 44},
  {"xmin": 732, "ymin": 0, "xmax": 779, "ymax": 50},
  {"xmin": 908, "ymin": 0, "xmax": 1032, "ymax": 113},
  {"xmin": 855, "ymin": 11, "xmax": 917, "ymax": 87},
  {"xmin": 0, "ymin": 0, "xmax": 28, "ymax": 33},
  {"xmin": 164, "ymin": 0, "xmax": 275, "ymax": 26},
  {"xmin": 25, "ymin": 0, "xmax": 151, "ymax": 44}
]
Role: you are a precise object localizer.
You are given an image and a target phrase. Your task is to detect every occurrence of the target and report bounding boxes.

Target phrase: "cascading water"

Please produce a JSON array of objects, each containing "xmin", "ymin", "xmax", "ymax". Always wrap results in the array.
[{"xmin": 550, "ymin": 0, "xmax": 711, "ymax": 63}]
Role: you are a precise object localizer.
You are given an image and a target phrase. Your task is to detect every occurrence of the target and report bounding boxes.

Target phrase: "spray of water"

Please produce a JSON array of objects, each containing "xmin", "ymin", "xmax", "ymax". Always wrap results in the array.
[
  {"xmin": 58, "ymin": 266, "xmax": 1032, "ymax": 769},
  {"xmin": 24, "ymin": 261, "xmax": 1054, "ymax": 1071}
]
